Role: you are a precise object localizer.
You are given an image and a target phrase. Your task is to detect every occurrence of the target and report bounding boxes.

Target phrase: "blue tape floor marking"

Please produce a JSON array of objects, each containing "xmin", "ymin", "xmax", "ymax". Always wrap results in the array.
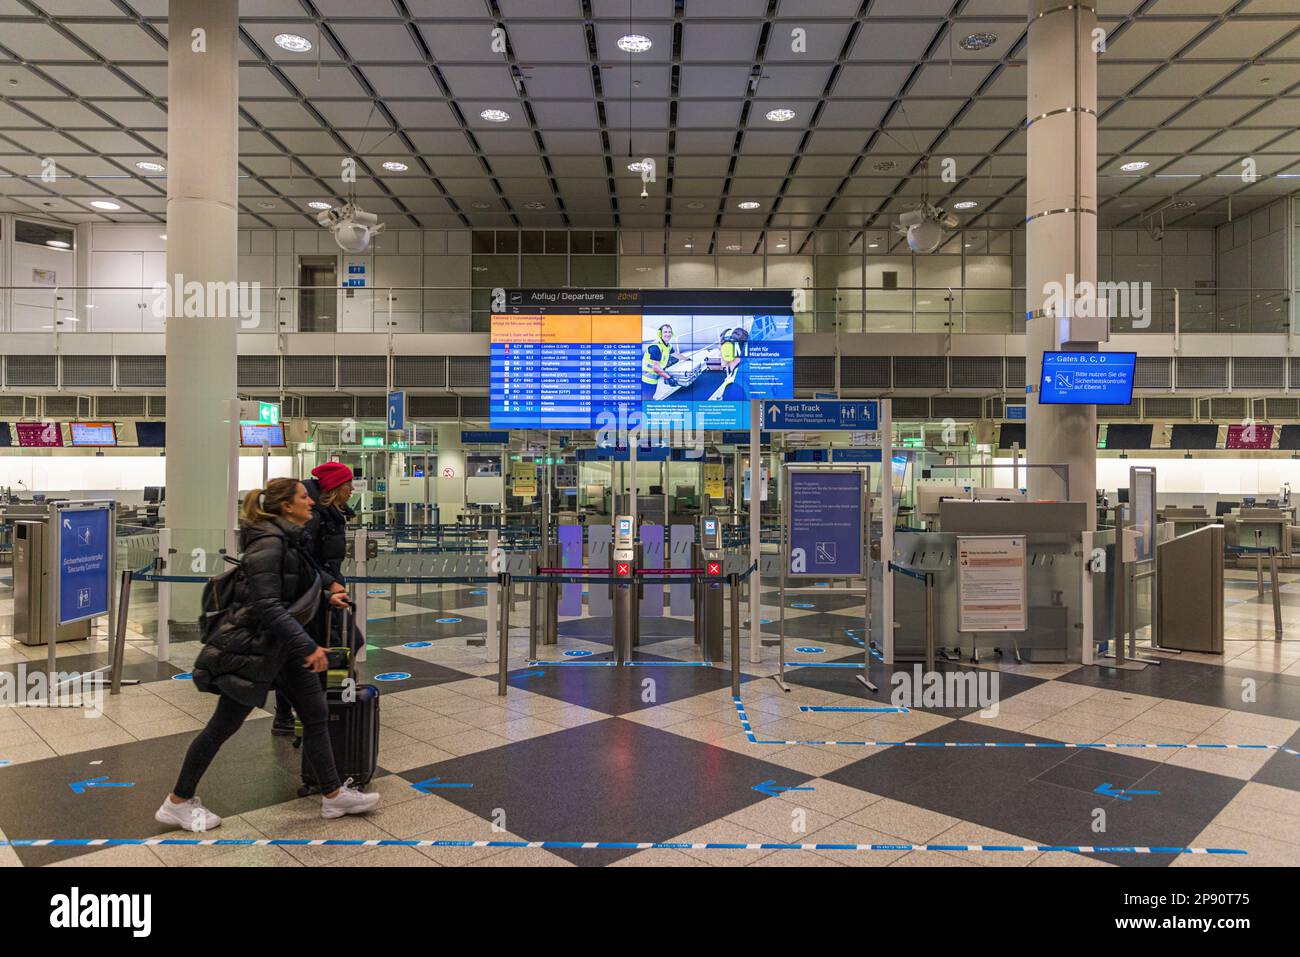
[
  {"xmin": 524, "ymin": 660, "xmax": 715, "ymax": 668},
  {"xmin": 799, "ymin": 705, "xmax": 910, "ymax": 714},
  {"xmin": 0, "ymin": 838, "xmax": 1244, "ymax": 856},
  {"xmin": 731, "ymin": 697, "xmax": 1300, "ymax": 756}
]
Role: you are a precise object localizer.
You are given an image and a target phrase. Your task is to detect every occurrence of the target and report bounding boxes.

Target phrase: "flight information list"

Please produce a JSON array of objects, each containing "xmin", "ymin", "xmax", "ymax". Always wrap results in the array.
[{"xmin": 491, "ymin": 310, "xmax": 642, "ymax": 429}]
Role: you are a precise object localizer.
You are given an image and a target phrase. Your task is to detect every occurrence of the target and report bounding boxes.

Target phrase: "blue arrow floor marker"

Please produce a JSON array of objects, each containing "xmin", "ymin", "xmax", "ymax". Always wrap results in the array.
[
  {"xmin": 69, "ymin": 776, "xmax": 135, "ymax": 794},
  {"xmin": 752, "ymin": 779, "xmax": 816, "ymax": 798},
  {"xmin": 411, "ymin": 777, "xmax": 473, "ymax": 792},
  {"xmin": 0, "ymin": 837, "xmax": 1245, "ymax": 857},
  {"xmin": 1095, "ymin": 783, "xmax": 1161, "ymax": 801},
  {"xmin": 799, "ymin": 705, "xmax": 909, "ymax": 714}
]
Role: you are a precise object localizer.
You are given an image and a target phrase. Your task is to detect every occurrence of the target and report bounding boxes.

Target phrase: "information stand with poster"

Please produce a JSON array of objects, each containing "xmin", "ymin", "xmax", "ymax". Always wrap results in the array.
[
  {"xmin": 703, "ymin": 463, "xmax": 726, "ymax": 500},
  {"xmin": 777, "ymin": 466, "xmax": 874, "ymax": 692},
  {"xmin": 956, "ymin": 536, "xmax": 1028, "ymax": 633},
  {"xmin": 511, "ymin": 461, "xmax": 537, "ymax": 499},
  {"xmin": 46, "ymin": 499, "xmax": 131, "ymax": 697}
]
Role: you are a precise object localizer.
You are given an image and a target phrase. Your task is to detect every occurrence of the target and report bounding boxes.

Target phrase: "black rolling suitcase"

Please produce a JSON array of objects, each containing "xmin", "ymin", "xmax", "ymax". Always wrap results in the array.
[{"xmin": 295, "ymin": 605, "xmax": 380, "ymax": 796}]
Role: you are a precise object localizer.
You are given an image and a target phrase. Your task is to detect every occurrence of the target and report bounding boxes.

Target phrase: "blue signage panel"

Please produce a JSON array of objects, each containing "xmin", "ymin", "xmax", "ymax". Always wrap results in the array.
[
  {"xmin": 461, "ymin": 431, "xmax": 509, "ymax": 445},
  {"xmin": 1005, "ymin": 404, "xmax": 1026, "ymax": 420},
  {"xmin": 832, "ymin": 448, "xmax": 881, "ymax": 463},
  {"xmin": 722, "ymin": 431, "xmax": 771, "ymax": 446},
  {"xmin": 787, "ymin": 470, "xmax": 864, "ymax": 578},
  {"xmin": 58, "ymin": 506, "xmax": 111, "ymax": 625},
  {"xmin": 387, "ymin": 390, "xmax": 406, "ymax": 431},
  {"xmin": 764, "ymin": 400, "xmax": 879, "ymax": 431},
  {"xmin": 1039, "ymin": 352, "xmax": 1136, "ymax": 405}
]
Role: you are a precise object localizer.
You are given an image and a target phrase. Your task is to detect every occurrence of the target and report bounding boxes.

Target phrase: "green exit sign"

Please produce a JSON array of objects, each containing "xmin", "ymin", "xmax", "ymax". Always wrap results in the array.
[
  {"xmin": 258, "ymin": 401, "xmax": 280, "ymax": 425},
  {"xmin": 362, "ymin": 436, "xmax": 384, "ymax": 448},
  {"xmin": 390, "ymin": 441, "xmax": 410, "ymax": 450}
]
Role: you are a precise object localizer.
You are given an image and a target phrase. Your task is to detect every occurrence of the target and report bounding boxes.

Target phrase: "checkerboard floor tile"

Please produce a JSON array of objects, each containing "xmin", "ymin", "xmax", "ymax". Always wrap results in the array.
[{"xmin": 2, "ymin": 581, "xmax": 1298, "ymax": 867}]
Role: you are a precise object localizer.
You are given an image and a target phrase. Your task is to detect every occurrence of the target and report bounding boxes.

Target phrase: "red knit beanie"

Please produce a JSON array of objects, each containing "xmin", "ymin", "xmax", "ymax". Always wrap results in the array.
[{"xmin": 311, "ymin": 461, "xmax": 354, "ymax": 493}]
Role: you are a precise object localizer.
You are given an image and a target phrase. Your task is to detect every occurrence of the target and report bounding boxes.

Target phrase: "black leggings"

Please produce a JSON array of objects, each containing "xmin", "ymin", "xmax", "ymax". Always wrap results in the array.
[{"xmin": 174, "ymin": 660, "xmax": 341, "ymax": 799}]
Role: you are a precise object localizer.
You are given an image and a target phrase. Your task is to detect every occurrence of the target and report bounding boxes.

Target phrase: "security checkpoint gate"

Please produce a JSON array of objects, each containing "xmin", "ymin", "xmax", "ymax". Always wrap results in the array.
[
  {"xmin": 693, "ymin": 515, "xmax": 725, "ymax": 661},
  {"xmin": 612, "ymin": 515, "xmax": 638, "ymax": 663}
]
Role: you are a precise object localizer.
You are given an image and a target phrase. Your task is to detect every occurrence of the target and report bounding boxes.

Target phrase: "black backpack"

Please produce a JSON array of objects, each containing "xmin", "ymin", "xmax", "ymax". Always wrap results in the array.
[{"xmin": 199, "ymin": 556, "xmax": 244, "ymax": 643}]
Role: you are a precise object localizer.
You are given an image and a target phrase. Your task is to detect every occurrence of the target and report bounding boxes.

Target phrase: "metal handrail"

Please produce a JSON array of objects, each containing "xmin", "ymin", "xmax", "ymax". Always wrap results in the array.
[{"xmin": 1, "ymin": 283, "xmax": 1290, "ymax": 336}]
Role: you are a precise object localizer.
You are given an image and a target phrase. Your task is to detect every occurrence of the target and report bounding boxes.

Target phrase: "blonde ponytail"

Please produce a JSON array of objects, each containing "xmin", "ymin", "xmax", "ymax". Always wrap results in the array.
[{"xmin": 240, "ymin": 477, "xmax": 301, "ymax": 525}]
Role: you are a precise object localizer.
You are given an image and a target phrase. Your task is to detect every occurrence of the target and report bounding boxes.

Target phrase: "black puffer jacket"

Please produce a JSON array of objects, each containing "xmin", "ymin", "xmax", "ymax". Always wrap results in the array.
[
  {"xmin": 192, "ymin": 518, "xmax": 330, "ymax": 708},
  {"xmin": 302, "ymin": 477, "xmax": 353, "ymax": 583}
]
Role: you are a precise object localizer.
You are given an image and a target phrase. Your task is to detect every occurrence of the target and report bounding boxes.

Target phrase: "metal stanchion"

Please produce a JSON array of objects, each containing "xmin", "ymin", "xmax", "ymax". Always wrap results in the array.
[
  {"xmin": 1255, "ymin": 530, "xmax": 1265, "ymax": 597},
  {"xmin": 110, "ymin": 569, "xmax": 133, "ymax": 696},
  {"xmin": 528, "ymin": 556, "xmax": 539, "ymax": 661},
  {"xmin": 729, "ymin": 572, "xmax": 741, "ymax": 697},
  {"xmin": 1269, "ymin": 546, "xmax": 1283, "ymax": 642},
  {"xmin": 497, "ymin": 571, "xmax": 510, "ymax": 697},
  {"xmin": 924, "ymin": 572, "xmax": 936, "ymax": 676}
]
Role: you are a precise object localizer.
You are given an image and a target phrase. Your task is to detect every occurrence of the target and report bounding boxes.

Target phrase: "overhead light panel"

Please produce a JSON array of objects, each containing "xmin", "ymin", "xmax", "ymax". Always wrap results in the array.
[
  {"xmin": 308, "ymin": 201, "xmax": 332, "ymax": 210},
  {"xmin": 256, "ymin": 201, "xmax": 277, "ymax": 209},
  {"xmin": 765, "ymin": 108, "xmax": 796, "ymax": 123},
  {"xmin": 1120, "ymin": 161, "xmax": 1149, "ymax": 172},
  {"xmin": 89, "ymin": 200, "xmax": 120, "ymax": 210},
  {"xmin": 738, "ymin": 201, "xmax": 761, "ymax": 210},
  {"xmin": 618, "ymin": 34, "xmax": 652, "ymax": 53},
  {"xmin": 480, "ymin": 108, "xmax": 511, "ymax": 123},
  {"xmin": 952, "ymin": 201, "xmax": 978, "ymax": 210},
  {"xmin": 274, "ymin": 33, "xmax": 313, "ymax": 53},
  {"xmin": 381, "ymin": 161, "xmax": 408, "ymax": 172},
  {"xmin": 135, "ymin": 161, "xmax": 165, "ymax": 172},
  {"xmin": 46, "ymin": 240, "xmax": 71, "ymax": 249},
  {"xmin": 523, "ymin": 201, "xmax": 546, "ymax": 210}
]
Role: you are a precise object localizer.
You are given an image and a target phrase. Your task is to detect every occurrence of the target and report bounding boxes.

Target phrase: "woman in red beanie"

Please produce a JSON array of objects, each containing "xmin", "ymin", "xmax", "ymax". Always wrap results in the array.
[{"xmin": 271, "ymin": 461, "xmax": 357, "ymax": 735}]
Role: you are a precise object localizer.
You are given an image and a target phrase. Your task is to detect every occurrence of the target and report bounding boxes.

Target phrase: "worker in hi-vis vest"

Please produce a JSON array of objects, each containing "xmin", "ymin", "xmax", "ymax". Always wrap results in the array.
[
  {"xmin": 642, "ymin": 323, "xmax": 683, "ymax": 399},
  {"xmin": 720, "ymin": 326, "xmax": 747, "ymax": 375}
]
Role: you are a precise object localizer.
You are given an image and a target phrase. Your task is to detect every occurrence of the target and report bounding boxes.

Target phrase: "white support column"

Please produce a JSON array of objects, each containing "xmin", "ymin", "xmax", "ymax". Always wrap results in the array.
[
  {"xmin": 164, "ymin": 0, "xmax": 240, "ymax": 626},
  {"xmin": 435, "ymin": 424, "xmax": 466, "ymax": 525},
  {"xmin": 1026, "ymin": 0, "xmax": 1099, "ymax": 525}
]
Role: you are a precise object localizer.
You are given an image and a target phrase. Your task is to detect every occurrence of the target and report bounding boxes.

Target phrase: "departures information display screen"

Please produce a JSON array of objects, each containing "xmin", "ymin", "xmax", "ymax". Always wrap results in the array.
[
  {"xmin": 1039, "ymin": 351, "xmax": 1136, "ymax": 405},
  {"xmin": 490, "ymin": 289, "xmax": 794, "ymax": 430}
]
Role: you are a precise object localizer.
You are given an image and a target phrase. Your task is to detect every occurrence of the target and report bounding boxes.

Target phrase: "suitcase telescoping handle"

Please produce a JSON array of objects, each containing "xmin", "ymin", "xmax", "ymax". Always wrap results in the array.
[{"xmin": 340, "ymin": 603, "xmax": 356, "ymax": 683}]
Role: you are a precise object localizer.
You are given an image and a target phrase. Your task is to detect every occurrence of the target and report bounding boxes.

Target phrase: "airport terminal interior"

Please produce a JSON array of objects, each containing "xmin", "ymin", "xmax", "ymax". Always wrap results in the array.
[{"xmin": 1, "ymin": 0, "xmax": 1300, "ymax": 895}]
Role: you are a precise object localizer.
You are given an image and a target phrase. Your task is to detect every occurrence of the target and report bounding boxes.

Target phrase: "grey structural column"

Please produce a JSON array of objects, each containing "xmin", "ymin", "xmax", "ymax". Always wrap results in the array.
[
  {"xmin": 165, "ymin": 0, "xmax": 240, "ymax": 625},
  {"xmin": 1025, "ymin": 0, "xmax": 1098, "ymax": 524}
]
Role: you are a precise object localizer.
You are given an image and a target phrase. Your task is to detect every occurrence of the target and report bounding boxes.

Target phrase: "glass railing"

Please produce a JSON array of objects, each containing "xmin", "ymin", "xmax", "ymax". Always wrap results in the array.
[{"xmin": 1, "ymin": 284, "xmax": 1291, "ymax": 335}]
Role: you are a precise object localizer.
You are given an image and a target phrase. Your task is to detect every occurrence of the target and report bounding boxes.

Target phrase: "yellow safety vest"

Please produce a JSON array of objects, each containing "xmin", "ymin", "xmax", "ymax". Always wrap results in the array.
[
  {"xmin": 720, "ymin": 341, "xmax": 738, "ymax": 363},
  {"xmin": 642, "ymin": 337, "xmax": 672, "ymax": 384}
]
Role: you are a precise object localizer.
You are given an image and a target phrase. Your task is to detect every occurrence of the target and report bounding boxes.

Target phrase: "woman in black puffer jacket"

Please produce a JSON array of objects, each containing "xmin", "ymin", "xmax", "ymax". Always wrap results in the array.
[
  {"xmin": 155, "ymin": 478, "xmax": 380, "ymax": 833},
  {"xmin": 272, "ymin": 462, "xmax": 357, "ymax": 735}
]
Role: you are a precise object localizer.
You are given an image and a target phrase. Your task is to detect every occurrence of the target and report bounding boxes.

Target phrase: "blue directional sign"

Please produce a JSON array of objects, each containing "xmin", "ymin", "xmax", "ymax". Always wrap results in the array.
[
  {"xmin": 58, "ymin": 506, "xmax": 111, "ymax": 625},
  {"xmin": 387, "ymin": 390, "xmax": 406, "ymax": 431},
  {"xmin": 1039, "ymin": 351, "xmax": 1136, "ymax": 405},
  {"xmin": 788, "ymin": 470, "xmax": 865, "ymax": 578},
  {"xmin": 722, "ymin": 431, "xmax": 771, "ymax": 446},
  {"xmin": 764, "ymin": 400, "xmax": 878, "ymax": 431},
  {"xmin": 461, "ymin": 431, "xmax": 509, "ymax": 445},
  {"xmin": 1005, "ymin": 404, "xmax": 1026, "ymax": 420}
]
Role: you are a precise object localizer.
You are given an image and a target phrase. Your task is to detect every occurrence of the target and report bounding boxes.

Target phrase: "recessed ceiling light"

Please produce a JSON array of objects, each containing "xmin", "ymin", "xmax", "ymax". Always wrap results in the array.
[
  {"xmin": 959, "ymin": 33, "xmax": 997, "ymax": 51},
  {"xmin": 952, "ymin": 201, "xmax": 978, "ymax": 210},
  {"xmin": 274, "ymin": 33, "xmax": 312, "ymax": 53},
  {"xmin": 480, "ymin": 108, "xmax": 511, "ymax": 123},
  {"xmin": 964, "ymin": 243, "xmax": 972, "ymax": 247},
  {"xmin": 725, "ymin": 244, "xmax": 742, "ymax": 252},
  {"xmin": 381, "ymin": 161, "xmax": 408, "ymax": 172},
  {"xmin": 628, "ymin": 160, "xmax": 652, "ymax": 173},
  {"xmin": 776, "ymin": 243, "xmax": 787, "ymax": 249},
  {"xmin": 472, "ymin": 201, "xmax": 491, "ymax": 209},
  {"xmin": 89, "ymin": 200, "xmax": 120, "ymax": 211},
  {"xmin": 135, "ymin": 161, "xmax": 164, "ymax": 173},
  {"xmin": 685, "ymin": 201, "xmax": 706, "ymax": 210},
  {"xmin": 308, "ymin": 201, "xmax": 332, "ymax": 210},
  {"xmin": 683, "ymin": 243, "xmax": 694, "ymax": 249},
  {"xmin": 872, "ymin": 160, "xmax": 898, "ymax": 172},
  {"xmin": 618, "ymin": 34, "xmax": 652, "ymax": 53},
  {"xmin": 1168, "ymin": 200, "xmax": 1196, "ymax": 209},
  {"xmin": 738, "ymin": 201, "xmax": 761, "ymax": 210},
  {"xmin": 765, "ymin": 108, "xmax": 796, "ymax": 123},
  {"xmin": 159, "ymin": 234, "xmax": 166, "ymax": 240},
  {"xmin": 523, "ymin": 201, "xmax": 546, "ymax": 210},
  {"xmin": 45, "ymin": 239, "xmax": 70, "ymax": 249},
  {"xmin": 1120, "ymin": 161, "xmax": 1149, "ymax": 172},
  {"xmin": 256, "ymin": 201, "xmax": 276, "ymax": 209},
  {"xmin": 868, "ymin": 243, "xmax": 879, "ymax": 248}
]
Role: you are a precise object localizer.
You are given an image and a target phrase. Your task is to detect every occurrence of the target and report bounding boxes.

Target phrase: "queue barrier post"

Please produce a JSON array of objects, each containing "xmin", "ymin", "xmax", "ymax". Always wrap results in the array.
[
  {"xmin": 729, "ymin": 571, "xmax": 741, "ymax": 697},
  {"xmin": 497, "ymin": 571, "xmax": 511, "ymax": 697},
  {"xmin": 1269, "ymin": 546, "xmax": 1283, "ymax": 642}
]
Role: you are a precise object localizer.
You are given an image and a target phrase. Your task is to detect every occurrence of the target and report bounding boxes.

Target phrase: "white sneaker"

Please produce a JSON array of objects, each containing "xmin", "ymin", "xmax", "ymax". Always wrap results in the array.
[
  {"xmin": 155, "ymin": 795, "xmax": 222, "ymax": 833},
  {"xmin": 321, "ymin": 778, "xmax": 380, "ymax": 820}
]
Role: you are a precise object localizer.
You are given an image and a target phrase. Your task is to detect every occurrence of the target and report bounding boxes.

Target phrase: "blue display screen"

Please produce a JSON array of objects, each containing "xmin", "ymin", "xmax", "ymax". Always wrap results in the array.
[
  {"xmin": 1039, "ymin": 352, "xmax": 1136, "ymax": 405},
  {"xmin": 490, "ymin": 290, "xmax": 794, "ymax": 431}
]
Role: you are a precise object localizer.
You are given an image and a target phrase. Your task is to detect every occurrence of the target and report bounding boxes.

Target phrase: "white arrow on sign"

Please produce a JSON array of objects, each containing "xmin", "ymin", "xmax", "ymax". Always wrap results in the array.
[
  {"xmin": 63, "ymin": 518, "xmax": 71, "ymax": 530},
  {"xmin": 768, "ymin": 405, "xmax": 780, "ymax": 421}
]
